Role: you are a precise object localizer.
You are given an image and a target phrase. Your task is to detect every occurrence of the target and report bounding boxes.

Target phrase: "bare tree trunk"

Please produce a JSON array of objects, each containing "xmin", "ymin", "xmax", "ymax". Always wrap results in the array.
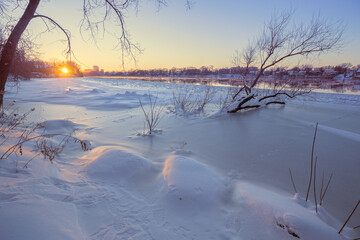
[{"xmin": 0, "ymin": 0, "xmax": 40, "ymax": 106}]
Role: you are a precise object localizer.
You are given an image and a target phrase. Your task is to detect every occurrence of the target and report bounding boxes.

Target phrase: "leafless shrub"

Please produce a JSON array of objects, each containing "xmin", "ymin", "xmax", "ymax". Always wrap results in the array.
[
  {"xmin": 0, "ymin": 102, "xmax": 34, "ymax": 130},
  {"xmin": 216, "ymin": 87, "xmax": 238, "ymax": 110},
  {"xmin": 0, "ymin": 102, "xmax": 36, "ymax": 149},
  {"xmin": 288, "ymin": 123, "xmax": 336, "ymax": 214},
  {"xmin": 172, "ymin": 89, "xmax": 195, "ymax": 112},
  {"xmin": 0, "ymin": 105, "xmax": 91, "ymax": 168},
  {"xmin": 139, "ymin": 94, "xmax": 165, "ymax": 135},
  {"xmin": 197, "ymin": 86, "xmax": 217, "ymax": 110},
  {"xmin": 172, "ymin": 86, "xmax": 217, "ymax": 113},
  {"xmin": 1, "ymin": 131, "xmax": 91, "ymax": 168}
]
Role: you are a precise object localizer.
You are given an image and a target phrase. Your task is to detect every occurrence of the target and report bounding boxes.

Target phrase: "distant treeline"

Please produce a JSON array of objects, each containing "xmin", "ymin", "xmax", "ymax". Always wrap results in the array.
[
  {"xmin": 1, "ymin": 30, "xmax": 358, "ymax": 79},
  {"xmin": 105, "ymin": 64, "xmax": 359, "ymax": 78}
]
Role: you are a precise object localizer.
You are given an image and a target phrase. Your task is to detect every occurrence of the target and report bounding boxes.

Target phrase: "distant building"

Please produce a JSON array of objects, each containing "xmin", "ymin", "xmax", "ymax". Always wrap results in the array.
[
  {"xmin": 83, "ymin": 65, "xmax": 105, "ymax": 76},
  {"xmin": 263, "ymin": 70, "xmax": 272, "ymax": 76},
  {"xmin": 323, "ymin": 69, "xmax": 337, "ymax": 78},
  {"xmin": 355, "ymin": 68, "xmax": 360, "ymax": 79},
  {"xmin": 298, "ymin": 71, "xmax": 306, "ymax": 76}
]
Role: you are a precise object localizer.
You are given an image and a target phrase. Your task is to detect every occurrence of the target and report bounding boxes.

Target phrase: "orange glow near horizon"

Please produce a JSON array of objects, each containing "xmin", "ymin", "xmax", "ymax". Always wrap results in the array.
[
  {"xmin": 28, "ymin": 0, "xmax": 359, "ymax": 72},
  {"xmin": 61, "ymin": 67, "xmax": 69, "ymax": 74}
]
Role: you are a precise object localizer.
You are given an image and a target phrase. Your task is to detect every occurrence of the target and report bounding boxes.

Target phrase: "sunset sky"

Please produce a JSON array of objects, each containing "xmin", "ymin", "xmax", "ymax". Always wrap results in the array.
[{"xmin": 21, "ymin": 0, "xmax": 360, "ymax": 71}]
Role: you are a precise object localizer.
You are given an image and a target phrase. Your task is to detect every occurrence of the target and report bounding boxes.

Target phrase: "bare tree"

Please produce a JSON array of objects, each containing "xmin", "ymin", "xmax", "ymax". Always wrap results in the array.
[
  {"xmin": 227, "ymin": 10, "xmax": 343, "ymax": 113},
  {"xmin": 0, "ymin": 0, "xmax": 191, "ymax": 106}
]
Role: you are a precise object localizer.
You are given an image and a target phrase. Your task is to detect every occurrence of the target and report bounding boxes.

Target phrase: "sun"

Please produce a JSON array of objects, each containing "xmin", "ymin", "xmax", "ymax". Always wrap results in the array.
[{"xmin": 61, "ymin": 67, "xmax": 69, "ymax": 74}]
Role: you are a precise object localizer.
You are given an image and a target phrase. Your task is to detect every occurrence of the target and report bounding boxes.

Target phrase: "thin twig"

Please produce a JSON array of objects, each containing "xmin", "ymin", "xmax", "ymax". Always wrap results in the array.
[
  {"xmin": 306, "ymin": 122, "xmax": 318, "ymax": 201},
  {"xmin": 338, "ymin": 200, "xmax": 360, "ymax": 234},
  {"xmin": 23, "ymin": 153, "xmax": 41, "ymax": 168},
  {"xmin": 314, "ymin": 157, "xmax": 318, "ymax": 213},
  {"xmin": 320, "ymin": 173, "xmax": 333, "ymax": 206},
  {"xmin": 354, "ymin": 225, "xmax": 360, "ymax": 229},
  {"xmin": 320, "ymin": 171, "xmax": 325, "ymax": 204},
  {"xmin": 289, "ymin": 168, "xmax": 297, "ymax": 193}
]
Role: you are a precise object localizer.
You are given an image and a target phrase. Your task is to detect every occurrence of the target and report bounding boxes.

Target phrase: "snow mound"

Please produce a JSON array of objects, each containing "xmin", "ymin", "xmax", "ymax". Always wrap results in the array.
[
  {"xmin": 80, "ymin": 146, "xmax": 152, "ymax": 182},
  {"xmin": 124, "ymin": 90, "xmax": 137, "ymax": 96},
  {"xmin": 89, "ymin": 88, "xmax": 105, "ymax": 93},
  {"xmin": 162, "ymin": 156, "xmax": 224, "ymax": 208},
  {"xmin": 235, "ymin": 183, "xmax": 347, "ymax": 240},
  {"xmin": 0, "ymin": 197, "xmax": 84, "ymax": 240},
  {"xmin": 40, "ymin": 119, "xmax": 82, "ymax": 133}
]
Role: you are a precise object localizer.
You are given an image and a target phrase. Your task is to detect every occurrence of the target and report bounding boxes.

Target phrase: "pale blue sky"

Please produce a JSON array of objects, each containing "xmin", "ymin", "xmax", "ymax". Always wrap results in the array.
[{"xmin": 23, "ymin": 0, "xmax": 360, "ymax": 70}]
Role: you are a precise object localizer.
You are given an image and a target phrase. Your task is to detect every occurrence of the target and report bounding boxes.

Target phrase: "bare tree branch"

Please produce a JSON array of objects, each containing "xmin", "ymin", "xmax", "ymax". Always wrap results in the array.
[
  {"xmin": 32, "ymin": 14, "xmax": 72, "ymax": 58},
  {"xmin": 80, "ymin": 0, "xmax": 144, "ymax": 68}
]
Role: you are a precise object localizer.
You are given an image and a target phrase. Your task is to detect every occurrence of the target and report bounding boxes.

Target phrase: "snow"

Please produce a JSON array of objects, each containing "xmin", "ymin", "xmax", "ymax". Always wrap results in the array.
[
  {"xmin": 79, "ymin": 146, "xmax": 152, "ymax": 183},
  {"xmin": 0, "ymin": 197, "xmax": 84, "ymax": 240},
  {"xmin": 235, "ymin": 183, "xmax": 344, "ymax": 240},
  {"xmin": 40, "ymin": 119, "xmax": 83, "ymax": 133},
  {"xmin": 162, "ymin": 156, "xmax": 225, "ymax": 209},
  {"xmin": 1, "ymin": 77, "xmax": 360, "ymax": 239}
]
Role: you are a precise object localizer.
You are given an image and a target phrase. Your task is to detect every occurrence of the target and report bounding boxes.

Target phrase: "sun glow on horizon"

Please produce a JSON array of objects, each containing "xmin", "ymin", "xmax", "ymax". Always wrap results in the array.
[{"xmin": 61, "ymin": 67, "xmax": 69, "ymax": 74}]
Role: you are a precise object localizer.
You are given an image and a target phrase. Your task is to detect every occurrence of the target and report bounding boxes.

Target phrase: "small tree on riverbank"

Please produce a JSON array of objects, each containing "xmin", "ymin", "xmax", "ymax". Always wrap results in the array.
[{"xmin": 227, "ymin": 10, "xmax": 343, "ymax": 113}]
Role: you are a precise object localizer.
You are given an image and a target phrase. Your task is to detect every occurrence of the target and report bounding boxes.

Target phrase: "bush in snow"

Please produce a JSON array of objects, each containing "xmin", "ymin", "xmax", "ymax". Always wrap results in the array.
[
  {"xmin": 139, "ymin": 94, "xmax": 165, "ymax": 135},
  {"xmin": 0, "ymin": 104, "xmax": 91, "ymax": 169},
  {"xmin": 172, "ymin": 86, "xmax": 216, "ymax": 114}
]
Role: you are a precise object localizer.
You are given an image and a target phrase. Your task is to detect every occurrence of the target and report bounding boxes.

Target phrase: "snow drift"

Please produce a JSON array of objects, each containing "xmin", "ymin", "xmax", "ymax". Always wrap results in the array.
[{"xmin": 79, "ymin": 146, "xmax": 152, "ymax": 183}]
